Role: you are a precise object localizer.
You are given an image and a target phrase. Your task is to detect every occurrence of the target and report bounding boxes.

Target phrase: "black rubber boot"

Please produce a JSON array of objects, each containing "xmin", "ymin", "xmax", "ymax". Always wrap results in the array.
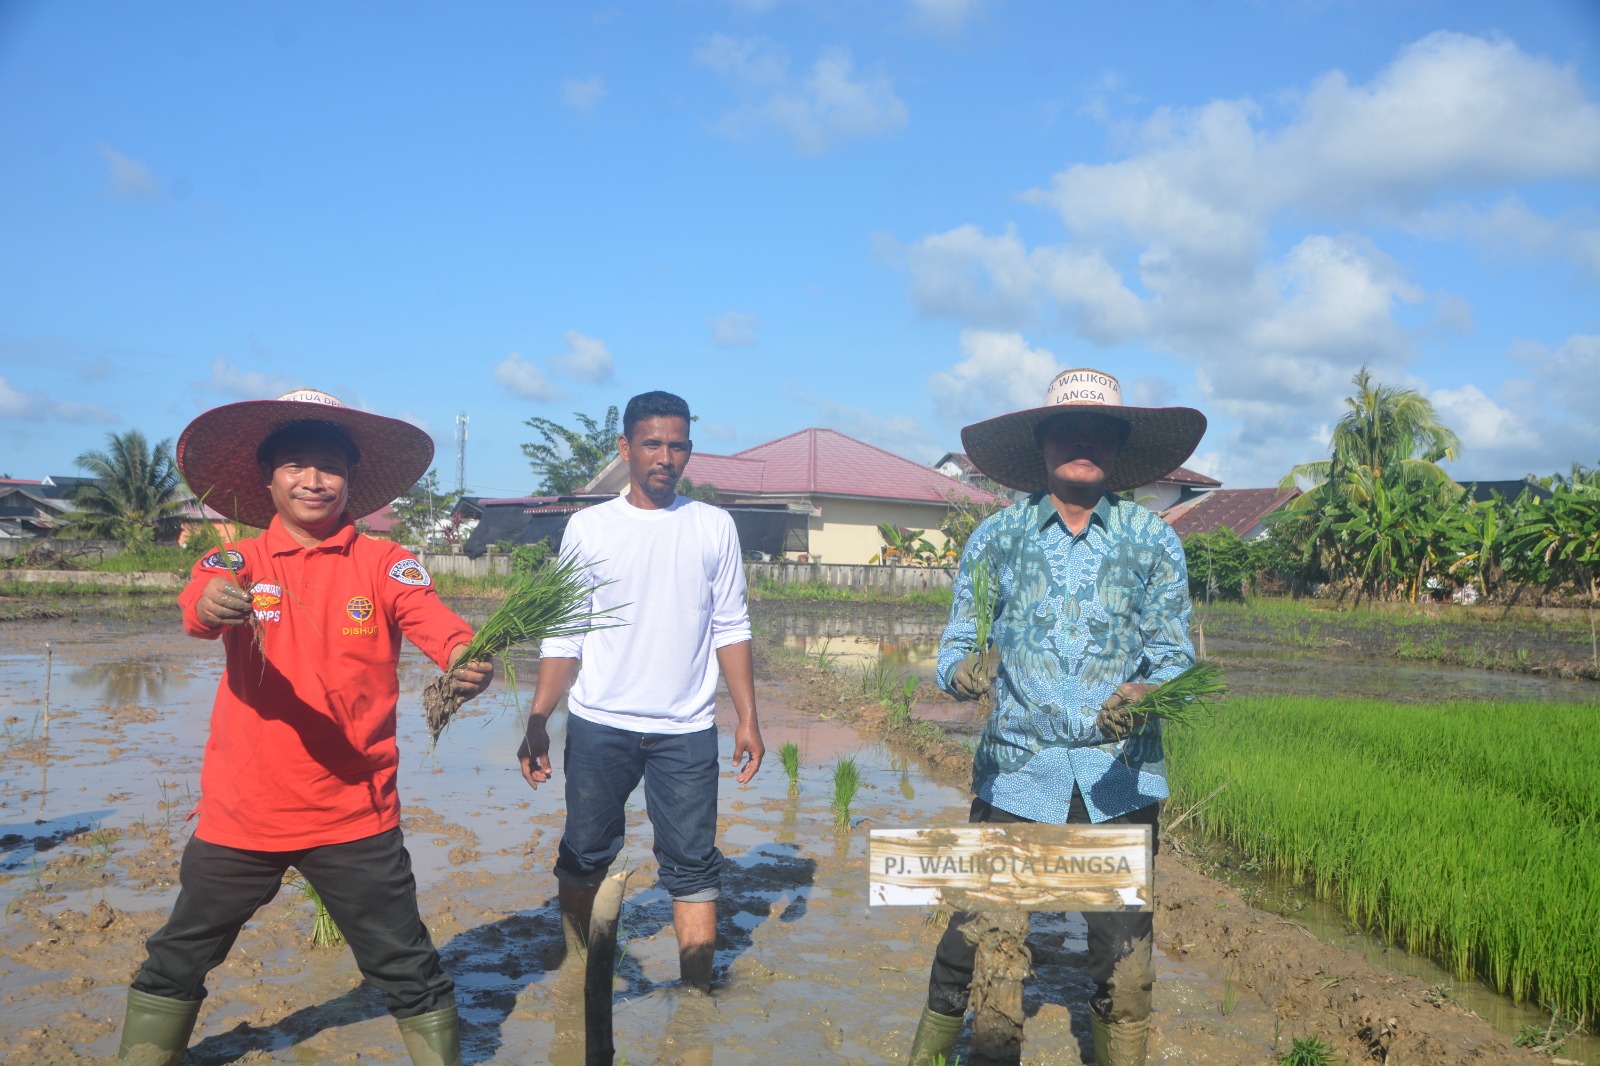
[
  {"xmin": 397, "ymin": 1005, "xmax": 462, "ymax": 1066},
  {"xmin": 117, "ymin": 988, "xmax": 201, "ymax": 1066},
  {"xmin": 908, "ymin": 1006, "xmax": 963, "ymax": 1066}
]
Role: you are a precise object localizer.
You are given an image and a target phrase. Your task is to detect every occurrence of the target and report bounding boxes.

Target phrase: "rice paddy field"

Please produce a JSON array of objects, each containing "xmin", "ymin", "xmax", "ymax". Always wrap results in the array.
[{"xmin": 1166, "ymin": 695, "xmax": 1600, "ymax": 1026}]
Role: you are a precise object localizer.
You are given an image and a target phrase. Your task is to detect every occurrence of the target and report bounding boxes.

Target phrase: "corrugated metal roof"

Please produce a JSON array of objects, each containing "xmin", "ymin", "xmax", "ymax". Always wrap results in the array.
[
  {"xmin": 1166, "ymin": 487, "xmax": 1300, "ymax": 537},
  {"xmin": 732, "ymin": 428, "xmax": 1002, "ymax": 505}
]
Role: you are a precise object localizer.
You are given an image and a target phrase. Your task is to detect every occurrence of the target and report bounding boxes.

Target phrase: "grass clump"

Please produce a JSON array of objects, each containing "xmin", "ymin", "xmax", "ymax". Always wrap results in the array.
[
  {"xmin": 423, "ymin": 553, "xmax": 617, "ymax": 744},
  {"xmin": 779, "ymin": 741, "xmax": 800, "ymax": 788},
  {"xmin": 1278, "ymin": 1035, "xmax": 1339, "ymax": 1065},
  {"xmin": 831, "ymin": 755, "xmax": 860, "ymax": 829}
]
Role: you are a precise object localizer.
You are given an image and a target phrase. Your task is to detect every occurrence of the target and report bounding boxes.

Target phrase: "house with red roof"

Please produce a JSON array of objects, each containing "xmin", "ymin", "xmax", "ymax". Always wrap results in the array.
[
  {"xmin": 583, "ymin": 428, "xmax": 1005, "ymax": 563},
  {"xmin": 1164, "ymin": 486, "xmax": 1302, "ymax": 541}
]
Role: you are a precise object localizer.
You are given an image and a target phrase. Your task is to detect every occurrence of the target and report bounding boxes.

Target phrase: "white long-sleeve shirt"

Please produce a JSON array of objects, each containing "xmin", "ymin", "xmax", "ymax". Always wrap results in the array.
[{"xmin": 540, "ymin": 494, "xmax": 752, "ymax": 733}]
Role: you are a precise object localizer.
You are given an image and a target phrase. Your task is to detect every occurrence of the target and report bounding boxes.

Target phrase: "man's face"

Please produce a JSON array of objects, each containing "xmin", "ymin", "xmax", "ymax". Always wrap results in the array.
[
  {"xmin": 1037, "ymin": 413, "xmax": 1124, "ymax": 492},
  {"xmin": 620, "ymin": 416, "xmax": 692, "ymax": 504},
  {"xmin": 263, "ymin": 442, "xmax": 352, "ymax": 535}
]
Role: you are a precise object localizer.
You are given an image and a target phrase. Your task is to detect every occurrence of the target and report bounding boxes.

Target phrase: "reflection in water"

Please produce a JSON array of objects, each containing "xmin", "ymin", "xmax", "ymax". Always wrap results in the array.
[{"xmin": 70, "ymin": 658, "xmax": 174, "ymax": 704}]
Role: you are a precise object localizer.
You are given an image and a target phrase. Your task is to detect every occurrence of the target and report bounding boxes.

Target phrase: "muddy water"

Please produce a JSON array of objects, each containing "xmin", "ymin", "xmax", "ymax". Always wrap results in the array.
[{"xmin": 0, "ymin": 610, "xmax": 1579, "ymax": 1064}]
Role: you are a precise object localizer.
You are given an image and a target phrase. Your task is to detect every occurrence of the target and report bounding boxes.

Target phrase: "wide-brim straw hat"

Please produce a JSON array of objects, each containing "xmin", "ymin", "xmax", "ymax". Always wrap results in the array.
[
  {"xmin": 961, "ymin": 368, "xmax": 1207, "ymax": 493},
  {"xmin": 177, "ymin": 389, "xmax": 434, "ymax": 529}
]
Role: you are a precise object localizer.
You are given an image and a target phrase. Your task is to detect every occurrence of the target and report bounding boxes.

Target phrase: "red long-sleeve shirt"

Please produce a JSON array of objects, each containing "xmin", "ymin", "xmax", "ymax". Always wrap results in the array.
[{"xmin": 180, "ymin": 517, "xmax": 472, "ymax": 850}]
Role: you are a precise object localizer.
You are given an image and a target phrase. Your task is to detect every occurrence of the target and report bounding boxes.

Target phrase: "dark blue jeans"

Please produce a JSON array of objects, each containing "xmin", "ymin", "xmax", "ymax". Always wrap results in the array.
[
  {"xmin": 555, "ymin": 714, "xmax": 723, "ymax": 902},
  {"xmin": 927, "ymin": 792, "xmax": 1158, "ymax": 1024},
  {"xmin": 133, "ymin": 827, "xmax": 453, "ymax": 1018}
]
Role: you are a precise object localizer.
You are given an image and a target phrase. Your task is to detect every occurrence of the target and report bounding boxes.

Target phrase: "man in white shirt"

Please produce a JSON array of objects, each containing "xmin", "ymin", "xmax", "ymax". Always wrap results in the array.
[{"xmin": 518, "ymin": 390, "xmax": 763, "ymax": 992}]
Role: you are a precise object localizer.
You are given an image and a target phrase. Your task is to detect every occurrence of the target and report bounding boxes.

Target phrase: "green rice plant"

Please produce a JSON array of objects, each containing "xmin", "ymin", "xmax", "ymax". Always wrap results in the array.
[
  {"xmin": 831, "ymin": 755, "xmax": 860, "ymax": 829},
  {"xmin": 285, "ymin": 873, "xmax": 344, "ymax": 949},
  {"xmin": 858, "ymin": 657, "xmax": 899, "ymax": 702},
  {"xmin": 423, "ymin": 552, "xmax": 619, "ymax": 743},
  {"xmin": 779, "ymin": 741, "xmax": 800, "ymax": 788},
  {"xmin": 1279, "ymin": 1036, "xmax": 1339, "ymax": 1066},
  {"xmin": 970, "ymin": 558, "xmax": 998, "ymax": 650},
  {"xmin": 888, "ymin": 675, "xmax": 918, "ymax": 725},
  {"xmin": 1167, "ymin": 695, "xmax": 1600, "ymax": 1023},
  {"xmin": 1127, "ymin": 661, "xmax": 1227, "ymax": 727}
]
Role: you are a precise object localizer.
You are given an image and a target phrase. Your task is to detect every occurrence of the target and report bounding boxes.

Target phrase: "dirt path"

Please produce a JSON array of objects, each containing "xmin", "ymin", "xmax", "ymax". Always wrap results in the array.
[{"xmin": 0, "ymin": 614, "xmax": 1576, "ymax": 1064}]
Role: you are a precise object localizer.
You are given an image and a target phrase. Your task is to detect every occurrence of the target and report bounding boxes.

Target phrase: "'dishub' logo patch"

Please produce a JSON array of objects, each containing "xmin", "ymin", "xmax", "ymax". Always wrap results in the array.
[{"xmin": 343, "ymin": 596, "xmax": 378, "ymax": 636}]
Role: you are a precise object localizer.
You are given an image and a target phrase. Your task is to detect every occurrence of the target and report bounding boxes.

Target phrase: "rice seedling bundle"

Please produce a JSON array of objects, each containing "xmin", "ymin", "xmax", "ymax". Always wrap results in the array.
[
  {"xmin": 970, "ymin": 558, "xmax": 998, "ymax": 651},
  {"xmin": 779, "ymin": 741, "xmax": 800, "ymax": 787},
  {"xmin": 286, "ymin": 873, "xmax": 344, "ymax": 949},
  {"xmin": 1166, "ymin": 695, "xmax": 1600, "ymax": 1022},
  {"xmin": 423, "ymin": 553, "xmax": 616, "ymax": 743},
  {"xmin": 1126, "ymin": 660, "xmax": 1227, "ymax": 728},
  {"xmin": 831, "ymin": 755, "xmax": 860, "ymax": 829}
]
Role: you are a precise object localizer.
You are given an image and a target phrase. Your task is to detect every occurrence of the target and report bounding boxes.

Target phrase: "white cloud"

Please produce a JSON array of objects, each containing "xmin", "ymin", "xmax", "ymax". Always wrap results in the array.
[
  {"xmin": 699, "ymin": 38, "xmax": 908, "ymax": 155},
  {"xmin": 493, "ymin": 352, "xmax": 564, "ymax": 401},
  {"xmin": 199, "ymin": 356, "xmax": 304, "ymax": 401},
  {"xmin": 710, "ymin": 312, "xmax": 759, "ymax": 347},
  {"xmin": 561, "ymin": 76, "xmax": 607, "ymax": 116},
  {"xmin": 904, "ymin": 32, "xmax": 1600, "ymax": 486},
  {"xmin": 95, "ymin": 144, "xmax": 163, "ymax": 200},
  {"xmin": 909, "ymin": 0, "xmax": 987, "ymax": 35},
  {"xmin": 0, "ymin": 374, "xmax": 116, "ymax": 423},
  {"xmin": 552, "ymin": 330, "xmax": 614, "ymax": 382},
  {"xmin": 789, "ymin": 385, "xmax": 935, "ymax": 461},
  {"xmin": 0, "ymin": 375, "xmax": 34, "ymax": 418},
  {"xmin": 925, "ymin": 330, "xmax": 1061, "ymax": 423}
]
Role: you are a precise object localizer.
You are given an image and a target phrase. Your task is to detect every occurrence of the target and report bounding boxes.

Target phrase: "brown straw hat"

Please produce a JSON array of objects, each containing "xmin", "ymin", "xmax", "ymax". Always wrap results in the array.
[
  {"xmin": 960, "ymin": 368, "xmax": 1207, "ymax": 493},
  {"xmin": 177, "ymin": 389, "xmax": 434, "ymax": 529}
]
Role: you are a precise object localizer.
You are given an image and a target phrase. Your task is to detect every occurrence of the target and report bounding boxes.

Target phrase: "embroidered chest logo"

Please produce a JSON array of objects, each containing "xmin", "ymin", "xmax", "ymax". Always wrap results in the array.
[
  {"xmin": 250, "ymin": 582, "xmax": 283, "ymax": 623},
  {"xmin": 388, "ymin": 559, "xmax": 431, "ymax": 587},
  {"xmin": 203, "ymin": 550, "xmax": 246, "ymax": 572},
  {"xmin": 343, "ymin": 595, "xmax": 378, "ymax": 637}
]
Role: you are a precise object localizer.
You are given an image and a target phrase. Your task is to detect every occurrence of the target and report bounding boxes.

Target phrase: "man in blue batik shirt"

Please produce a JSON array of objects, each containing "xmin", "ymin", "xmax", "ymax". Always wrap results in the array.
[{"xmin": 908, "ymin": 367, "xmax": 1207, "ymax": 1066}]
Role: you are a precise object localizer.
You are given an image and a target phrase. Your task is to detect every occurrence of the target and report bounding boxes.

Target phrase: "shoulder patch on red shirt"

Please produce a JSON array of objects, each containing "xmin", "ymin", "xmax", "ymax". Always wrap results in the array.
[
  {"xmin": 388, "ymin": 558, "xmax": 431, "ymax": 587},
  {"xmin": 201, "ymin": 550, "xmax": 246, "ymax": 571}
]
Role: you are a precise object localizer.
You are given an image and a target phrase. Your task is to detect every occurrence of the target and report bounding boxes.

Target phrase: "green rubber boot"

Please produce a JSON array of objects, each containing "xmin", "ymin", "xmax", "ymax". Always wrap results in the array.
[
  {"xmin": 117, "ymin": 988, "xmax": 201, "ymax": 1066},
  {"xmin": 397, "ymin": 1005, "xmax": 462, "ymax": 1066},
  {"xmin": 1089, "ymin": 1013, "xmax": 1149, "ymax": 1066},
  {"xmin": 907, "ymin": 1006, "xmax": 963, "ymax": 1066}
]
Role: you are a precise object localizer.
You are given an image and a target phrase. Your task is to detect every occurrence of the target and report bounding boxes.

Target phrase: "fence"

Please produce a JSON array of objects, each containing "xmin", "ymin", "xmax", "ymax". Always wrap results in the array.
[
  {"xmin": 417, "ymin": 551, "xmax": 513, "ymax": 579},
  {"xmin": 0, "ymin": 538, "xmax": 122, "ymax": 563},
  {"xmin": 744, "ymin": 561, "xmax": 955, "ymax": 593}
]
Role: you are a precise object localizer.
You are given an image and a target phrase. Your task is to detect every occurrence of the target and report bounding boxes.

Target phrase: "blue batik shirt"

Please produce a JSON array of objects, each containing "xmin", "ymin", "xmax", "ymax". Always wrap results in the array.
[{"xmin": 936, "ymin": 492, "xmax": 1195, "ymax": 823}]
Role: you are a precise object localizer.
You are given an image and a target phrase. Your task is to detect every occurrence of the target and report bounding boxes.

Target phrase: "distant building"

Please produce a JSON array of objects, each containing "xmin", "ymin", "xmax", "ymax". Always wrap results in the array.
[
  {"xmin": 1164, "ymin": 487, "xmax": 1302, "ymax": 541},
  {"xmin": 1454, "ymin": 479, "xmax": 1553, "ymax": 505},
  {"xmin": 1135, "ymin": 465, "xmax": 1222, "ymax": 512},
  {"xmin": 583, "ymin": 428, "xmax": 1005, "ymax": 563},
  {"xmin": 0, "ymin": 476, "xmax": 85, "ymax": 538}
]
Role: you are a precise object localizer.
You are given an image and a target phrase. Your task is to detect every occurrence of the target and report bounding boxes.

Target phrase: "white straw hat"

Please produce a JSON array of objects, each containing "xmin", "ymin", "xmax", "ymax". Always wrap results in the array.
[{"xmin": 959, "ymin": 368, "xmax": 1206, "ymax": 493}]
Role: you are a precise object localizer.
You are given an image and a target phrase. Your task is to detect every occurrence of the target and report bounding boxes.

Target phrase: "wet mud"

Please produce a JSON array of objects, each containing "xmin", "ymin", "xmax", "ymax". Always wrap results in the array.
[{"xmin": 0, "ymin": 605, "xmax": 1587, "ymax": 1064}]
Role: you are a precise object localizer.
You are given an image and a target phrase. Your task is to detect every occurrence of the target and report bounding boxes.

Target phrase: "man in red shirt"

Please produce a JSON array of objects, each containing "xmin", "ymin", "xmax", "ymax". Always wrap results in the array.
[{"xmin": 116, "ymin": 390, "xmax": 492, "ymax": 1066}]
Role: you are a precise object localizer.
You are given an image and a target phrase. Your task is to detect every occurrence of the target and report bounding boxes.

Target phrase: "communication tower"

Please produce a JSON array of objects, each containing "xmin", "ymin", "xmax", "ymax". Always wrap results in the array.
[{"xmin": 454, "ymin": 411, "xmax": 469, "ymax": 493}]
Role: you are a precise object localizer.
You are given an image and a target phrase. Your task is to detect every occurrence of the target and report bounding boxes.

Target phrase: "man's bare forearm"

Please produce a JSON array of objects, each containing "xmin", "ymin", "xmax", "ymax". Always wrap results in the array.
[
  {"xmin": 715, "ymin": 640, "xmax": 758, "ymax": 724},
  {"xmin": 527, "ymin": 656, "xmax": 579, "ymax": 721}
]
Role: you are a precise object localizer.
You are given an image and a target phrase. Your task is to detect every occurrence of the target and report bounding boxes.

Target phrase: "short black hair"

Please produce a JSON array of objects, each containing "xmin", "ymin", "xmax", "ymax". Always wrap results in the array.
[
  {"xmin": 623, "ymin": 391, "xmax": 692, "ymax": 439},
  {"xmin": 256, "ymin": 421, "xmax": 360, "ymax": 466}
]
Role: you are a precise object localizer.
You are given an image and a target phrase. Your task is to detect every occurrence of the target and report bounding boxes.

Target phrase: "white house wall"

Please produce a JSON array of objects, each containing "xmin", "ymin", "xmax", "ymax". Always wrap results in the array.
[{"xmin": 806, "ymin": 496, "xmax": 954, "ymax": 564}]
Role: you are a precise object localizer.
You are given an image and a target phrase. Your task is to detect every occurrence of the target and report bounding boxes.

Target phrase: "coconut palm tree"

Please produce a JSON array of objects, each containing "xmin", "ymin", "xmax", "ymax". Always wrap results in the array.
[
  {"xmin": 65, "ymin": 430, "xmax": 187, "ymax": 545},
  {"xmin": 1284, "ymin": 366, "xmax": 1461, "ymax": 494},
  {"xmin": 1274, "ymin": 368, "xmax": 1465, "ymax": 600}
]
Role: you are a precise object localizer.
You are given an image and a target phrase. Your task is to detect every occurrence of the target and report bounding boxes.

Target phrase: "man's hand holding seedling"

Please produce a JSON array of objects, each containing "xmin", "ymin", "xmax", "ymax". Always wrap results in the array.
[
  {"xmin": 446, "ymin": 645, "xmax": 495, "ymax": 702},
  {"xmin": 951, "ymin": 646, "xmax": 999, "ymax": 701},
  {"xmin": 197, "ymin": 578, "xmax": 253, "ymax": 628},
  {"xmin": 1095, "ymin": 681, "xmax": 1157, "ymax": 741}
]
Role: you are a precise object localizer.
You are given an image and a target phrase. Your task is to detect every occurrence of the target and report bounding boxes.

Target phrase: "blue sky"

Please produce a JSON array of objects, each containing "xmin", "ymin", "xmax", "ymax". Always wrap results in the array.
[{"xmin": 2, "ymin": 0, "xmax": 1597, "ymax": 497}]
